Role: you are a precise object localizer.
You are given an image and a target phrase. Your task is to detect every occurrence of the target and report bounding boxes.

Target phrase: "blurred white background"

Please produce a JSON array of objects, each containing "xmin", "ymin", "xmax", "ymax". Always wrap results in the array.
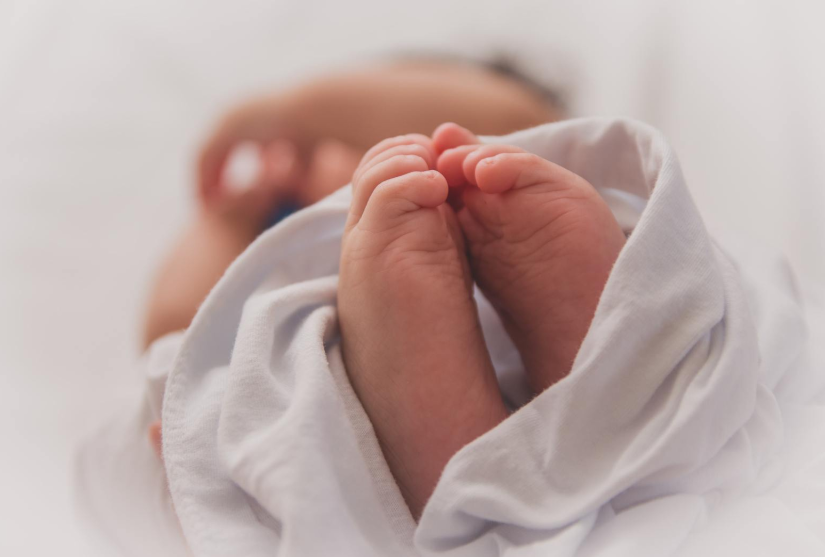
[{"xmin": 0, "ymin": 0, "xmax": 823, "ymax": 553}]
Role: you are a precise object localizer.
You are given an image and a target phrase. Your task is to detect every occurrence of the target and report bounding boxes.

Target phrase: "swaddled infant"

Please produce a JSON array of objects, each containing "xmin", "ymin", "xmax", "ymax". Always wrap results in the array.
[
  {"xmin": 142, "ymin": 58, "xmax": 621, "ymax": 519},
  {"xmin": 81, "ymin": 55, "xmax": 825, "ymax": 557}
]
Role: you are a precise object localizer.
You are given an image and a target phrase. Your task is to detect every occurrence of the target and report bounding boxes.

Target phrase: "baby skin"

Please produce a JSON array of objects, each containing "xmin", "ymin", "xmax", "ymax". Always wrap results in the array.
[{"xmin": 338, "ymin": 125, "xmax": 626, "ymax": 519}]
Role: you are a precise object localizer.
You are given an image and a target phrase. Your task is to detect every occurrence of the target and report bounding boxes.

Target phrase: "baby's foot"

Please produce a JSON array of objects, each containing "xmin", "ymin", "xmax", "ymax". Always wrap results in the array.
[
  {"xmin": 338, "ymin": 134, "xmax": 508, "ymax": 519},
  {"xmin": 434, "ymin": 123, "xmax": 626, "ymax": 394}
]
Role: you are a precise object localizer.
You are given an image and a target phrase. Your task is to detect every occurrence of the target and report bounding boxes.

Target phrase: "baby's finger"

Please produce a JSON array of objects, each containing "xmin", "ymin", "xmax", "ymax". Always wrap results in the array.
[
  {"xmin": 261, "ymin": 140, "xmax": 303, "ymax": 193},
  {"xmin": 198, "ymin": 109, "xmax": 260, "ymax": 202},
  {"xmin": 198, "ymin": 136, "xmax": 234, "ymax": 203},
  {"xmin": 349, "ymin": 154, "xmax": 430, "ymax": 225}
]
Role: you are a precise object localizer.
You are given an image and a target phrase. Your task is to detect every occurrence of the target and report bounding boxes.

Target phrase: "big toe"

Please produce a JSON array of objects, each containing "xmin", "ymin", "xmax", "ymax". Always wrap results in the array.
[
  {"xmin": 358, "ymin": 170, "xmax": 449, "ymax": 232},
  {"xmin": 432, "ymin": 122, "xmax": 479, "ymax": 154}
]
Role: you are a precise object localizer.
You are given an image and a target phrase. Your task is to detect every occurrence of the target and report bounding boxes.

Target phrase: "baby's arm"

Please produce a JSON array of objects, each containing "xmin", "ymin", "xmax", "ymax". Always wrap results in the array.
[
  {"xmin": 198, "ymin": 61, "xmax": 559, "ymax": 203},
  {"xmin": 279, "ymin": 61, "xmax": 557, "ymax": 151},
  {"xmin": 142, "ymin": 213, "xmax": 258, "ymax": 349}
]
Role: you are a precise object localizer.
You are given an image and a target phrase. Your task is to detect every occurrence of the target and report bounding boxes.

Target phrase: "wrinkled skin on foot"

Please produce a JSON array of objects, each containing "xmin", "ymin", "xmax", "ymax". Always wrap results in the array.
[{"xmin": 433, "ymin": 123, "xmax": 627, "ymax": 394}]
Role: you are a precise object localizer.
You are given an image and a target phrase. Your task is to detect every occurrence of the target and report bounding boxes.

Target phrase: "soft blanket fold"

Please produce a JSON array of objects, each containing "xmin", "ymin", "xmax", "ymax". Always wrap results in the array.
[{"xmin": 82, "ymin": 118, "xmax": 825, "ymax": 556}]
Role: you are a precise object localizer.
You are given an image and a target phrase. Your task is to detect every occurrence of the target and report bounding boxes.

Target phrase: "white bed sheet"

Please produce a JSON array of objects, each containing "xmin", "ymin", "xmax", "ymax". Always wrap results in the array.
[{"xmin": 0, "ymin": 0, "xmax": 822, "ymax": 554}]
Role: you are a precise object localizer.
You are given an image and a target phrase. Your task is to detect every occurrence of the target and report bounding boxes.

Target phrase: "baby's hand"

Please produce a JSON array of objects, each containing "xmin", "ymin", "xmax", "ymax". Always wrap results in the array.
[
  {"xmin": 197, "ymin": 94, "xmax": 365, "ymax": 230},
  {"xmin": 196, "ymin": 94, "xmax": 314, "ymax": 232},
  {"xmin": 198, "ymin": 96, "xmax": 309, "ymax": 204}
]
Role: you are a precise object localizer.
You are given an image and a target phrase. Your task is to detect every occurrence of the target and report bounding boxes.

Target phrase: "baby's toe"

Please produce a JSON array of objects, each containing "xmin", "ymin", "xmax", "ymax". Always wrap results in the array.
[
  {"xmin": 356, "ymin": 134, "xmax": 436, "ymax": 177},
  {"xmin": 470, "ymin": 149, "xmax": 585, "ymax": 196},
  {"xmin": 438, "ymin": 144, "xmax": 535, "ymax": 193},
  {"xmin": 437, "ymin": 145, "xmax": 479, "ymax": 187},
  {"xmin": 462, "ymin": 146, "xmax": 538, "ymax": 193},
  {"xmin": 353, "ymin": 142, "xmax": 435, "ymax": 185},
  {"xmin": 359, "ymin": 170, "xmax": 448, "ymax": 230},
  {"xmin": 349, "ymin": 154, "xmax": 431, "ymax": 224},
  {"xmin": 432, "ymin": 122, "xmax": 479, "ymax": 153}
]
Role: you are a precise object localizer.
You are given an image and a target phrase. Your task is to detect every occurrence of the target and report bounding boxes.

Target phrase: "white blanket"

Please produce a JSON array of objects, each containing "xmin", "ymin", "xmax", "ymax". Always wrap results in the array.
[{"xmin": 79, "ymin": 118, "xmax": 825, "ymax": 556}]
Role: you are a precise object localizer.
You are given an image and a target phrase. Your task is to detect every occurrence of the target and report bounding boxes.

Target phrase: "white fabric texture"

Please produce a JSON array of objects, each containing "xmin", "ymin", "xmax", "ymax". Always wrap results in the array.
[{"xmin": 85, "ymin": 118, "xmax": 825, "ymax": 555}]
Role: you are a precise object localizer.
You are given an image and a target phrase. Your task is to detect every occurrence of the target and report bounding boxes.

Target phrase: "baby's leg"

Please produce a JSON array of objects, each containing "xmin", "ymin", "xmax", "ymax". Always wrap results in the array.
[{"xmin": 338, "ymin": 134, "xmax": 508, "ymax": 519}]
